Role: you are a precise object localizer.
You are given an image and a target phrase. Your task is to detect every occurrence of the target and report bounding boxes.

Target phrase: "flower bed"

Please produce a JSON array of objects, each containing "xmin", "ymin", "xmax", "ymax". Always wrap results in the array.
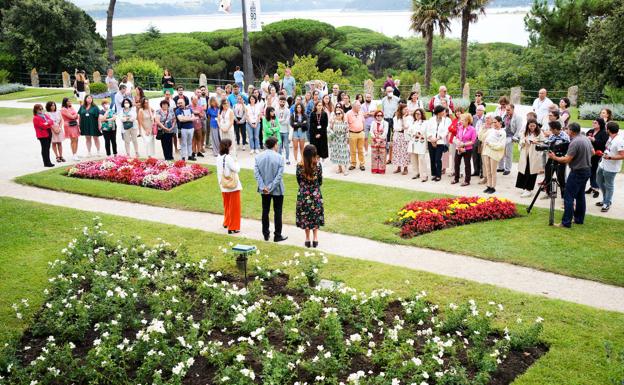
[
  {"xmin": 388, "ymin": 197, "xmax": 518, "ymax": 238},
  {"xmin": 1, "ymin": 221, "xmax": 546, "ymax": 384},
  {"xmin": 67, "ymin": 156, "xmax": 210, "ymax": 190}
]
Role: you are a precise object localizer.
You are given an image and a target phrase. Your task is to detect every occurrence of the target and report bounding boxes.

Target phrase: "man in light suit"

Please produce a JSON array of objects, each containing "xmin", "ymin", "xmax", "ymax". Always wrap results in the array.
[{"xmin": 254, "ymin": 137, "xmax": 288, "ymax": 242}]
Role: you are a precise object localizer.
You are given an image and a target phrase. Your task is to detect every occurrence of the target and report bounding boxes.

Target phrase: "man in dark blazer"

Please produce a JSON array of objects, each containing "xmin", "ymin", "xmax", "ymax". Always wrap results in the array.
[{"xmin": 254, "ymin": 137, "xmax": 288, "ymax": 242}]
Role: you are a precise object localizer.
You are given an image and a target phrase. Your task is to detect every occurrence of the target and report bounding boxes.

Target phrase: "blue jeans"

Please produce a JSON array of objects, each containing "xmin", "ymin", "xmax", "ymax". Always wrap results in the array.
[
  {"xmin": 562, "ymin": 168, "xmax": 591, "ymax": 227},
  {"xmin": 246, "ymin": 122, "xmax": 260, "ymax": 150},
  {"xmin": 596, "ymin": 167, "xmax": 617, "ymax": 206},
  {"xmin": 279, "ymin": 132, "xmax": 290, "ymax": 160}
]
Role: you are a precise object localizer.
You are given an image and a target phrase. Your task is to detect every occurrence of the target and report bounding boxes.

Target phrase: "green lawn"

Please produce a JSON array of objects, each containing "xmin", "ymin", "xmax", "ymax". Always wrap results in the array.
[
  {"xmin": 16, "ymin": 166, "xmax": 624, "ymax": 287},
  {"xmin": 0, "ymin": 197, "xmax": 622, "ymax": 385},
  {"xmin": 0, "ymin": 107, "xmax": 33, "ymax": 124},
  {"xmin": 0, "ymin": 88, "xmax": 72, "ymax": 101}
]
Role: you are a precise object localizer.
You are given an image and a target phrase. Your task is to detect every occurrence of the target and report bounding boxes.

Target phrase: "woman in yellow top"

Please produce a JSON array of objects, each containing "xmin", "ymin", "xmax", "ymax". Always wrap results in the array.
[{"xmin": 481, "ymin": 115, "xmax": 506, "ymax": 194}]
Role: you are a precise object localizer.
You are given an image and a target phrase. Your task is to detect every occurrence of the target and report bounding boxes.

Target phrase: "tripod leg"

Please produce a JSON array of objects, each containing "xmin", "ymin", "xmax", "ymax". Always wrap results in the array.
[
  {"xmin": 549, "ymin": 179, "xmax": 556, "ymax": 225},
  {"xmin": 526, "ymin": 184, "xmax": 543, "ymax": 213}
]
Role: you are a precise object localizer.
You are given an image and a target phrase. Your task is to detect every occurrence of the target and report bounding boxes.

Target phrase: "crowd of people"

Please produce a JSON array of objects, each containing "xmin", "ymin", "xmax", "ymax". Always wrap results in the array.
[{"xmin": 31, "ymin": 68, "xmax": 624, "ymax": 237}]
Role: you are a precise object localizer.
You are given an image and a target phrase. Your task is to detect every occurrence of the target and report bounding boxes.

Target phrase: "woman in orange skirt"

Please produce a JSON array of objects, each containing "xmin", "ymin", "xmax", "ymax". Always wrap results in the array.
[{"xmin": 216, "ymin": 138, "xmax": 242, "ymax": 234}]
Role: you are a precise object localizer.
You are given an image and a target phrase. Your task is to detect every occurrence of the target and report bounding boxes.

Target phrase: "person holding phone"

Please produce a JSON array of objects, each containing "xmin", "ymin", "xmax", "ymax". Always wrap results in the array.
[{"xmin": 515, "ymin": 119, "xmax": 544, "ymax": 197}]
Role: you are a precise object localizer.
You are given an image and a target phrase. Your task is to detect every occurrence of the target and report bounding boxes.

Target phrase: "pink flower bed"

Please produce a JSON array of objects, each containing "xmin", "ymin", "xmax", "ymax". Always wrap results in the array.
[{"xmin": 67, "ymin": 156, "xmax": 211, "ymax": 190}]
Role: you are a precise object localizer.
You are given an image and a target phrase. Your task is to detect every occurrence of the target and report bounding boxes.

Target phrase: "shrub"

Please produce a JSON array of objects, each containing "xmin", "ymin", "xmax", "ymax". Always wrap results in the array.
[
  {"xmin": 0, "ymin": 69, "xmax": 10, "ymax": 84},
  {"xmin": 578, "ymin": 103, "xmax": 624, "ymax": 121},
  {"xmin": 0, "ymin": 83, "xmax": 25, "ymax": 95},
  {"xmin": 114, "ymin": 58, "xmax": 163, "ymax": 87},
  {"xmin": 88, "ymin": 82, "xmax": 108, "ymax": 95}
]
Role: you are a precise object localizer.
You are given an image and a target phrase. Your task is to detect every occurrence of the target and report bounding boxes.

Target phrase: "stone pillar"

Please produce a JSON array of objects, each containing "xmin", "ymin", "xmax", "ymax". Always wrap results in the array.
[
  {"xmin": 411, "ymin": 82, "xmax": 421, "ymax": 94},
  {"xmin": 30, "ymin": 68, "xmax": 39, "ymax": 87},
  {"xmin": 462, "ymin": 82, "xmax": 470, "ymax": 100},
  {"xmin": 510, "ymin": 86, "xmax": 522, "ymax": 105},
  {"xmin": 62, "ymin": 71, "xmax": 71, "ymax": 88},
  {"xmin": 93, "ymin": 71, "xmax": 101, "ymax": 83},
  {"xmin": 199, "ymin": 73, "xmax": 207, "ymax": 87},
  {"xmin": 567, "ymin": 85, "xmax": 579, "ymax": 107},
  {"xmin": 127, "ymin": 72, "xmax": 134, "ymax": 85},
  {"xmin": 363, "ymin": 79, "xmax": 374, "ymax": 97}
]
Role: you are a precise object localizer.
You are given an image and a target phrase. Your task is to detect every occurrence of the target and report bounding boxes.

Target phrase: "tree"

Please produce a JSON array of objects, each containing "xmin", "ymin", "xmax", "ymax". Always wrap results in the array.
[
  {"xmin": 578, "ymin": 3, "xmax": 624, "ymax": 90},
  {"xmin": 410, "ymin": 0, "xmax": 453, "ymax": 89},
  {"xmin": 453, "ymin": 0, "xmax": 489, "ymax": 88},
  {"xmin": 334, "ymin": 26, "xmax": 402, "ymax": 77},
  {"xmin": 524, "ymin": 0, "xmax": 614, "ymax": 48},
  {"xmin": 106, "ymin": 0, "xmax": 116, "ymax": 63},
  {"xmin": 2, "ymin": 0, "xmax": 106, "ymax": 73}
]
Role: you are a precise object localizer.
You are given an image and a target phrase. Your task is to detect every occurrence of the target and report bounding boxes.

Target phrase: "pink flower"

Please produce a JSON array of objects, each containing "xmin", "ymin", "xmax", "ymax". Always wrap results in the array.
[{"xmin": 67, "ymin": 156, "xmax": 211, "ymax": 190}]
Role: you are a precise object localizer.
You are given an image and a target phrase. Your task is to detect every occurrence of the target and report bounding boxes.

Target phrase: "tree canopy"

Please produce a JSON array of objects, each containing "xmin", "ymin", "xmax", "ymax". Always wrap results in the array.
[{"xmin": 2, "ymin": 0, "xmax": 106, "ymax": 73}]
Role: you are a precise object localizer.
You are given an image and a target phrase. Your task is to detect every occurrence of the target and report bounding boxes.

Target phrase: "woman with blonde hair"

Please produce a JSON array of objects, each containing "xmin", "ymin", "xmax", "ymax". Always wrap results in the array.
[
  {"xmin": 138, "ymin": 97, "xmax": 156, "ymax": 157},
  {"xmin": 218, "ymin": 99, "xmax": 236, "ymax": 157},
  {"xmin": 478, "ymin": 113, "xmax": 494, "ymax": 183},
  {"xmin": 482, "ymin": 115, "xmax": 506, "ymax": 194},
  {"xmin": 392, "ymin": 103, "xmax": 412, "ymax": 175},
  {"xmin": 328, "ymin": 106, "xmax": 350, "ymax": 175}
]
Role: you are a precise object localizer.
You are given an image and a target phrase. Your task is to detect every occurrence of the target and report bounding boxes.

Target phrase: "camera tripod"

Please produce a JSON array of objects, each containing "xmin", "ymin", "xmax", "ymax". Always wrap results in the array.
[{"xmin": 526, "ymin": 160, "xmax": 561, "ymax": 225}]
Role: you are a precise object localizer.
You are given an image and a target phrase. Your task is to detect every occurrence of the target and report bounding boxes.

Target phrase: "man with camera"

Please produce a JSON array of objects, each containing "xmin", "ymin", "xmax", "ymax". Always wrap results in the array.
[
  {"xmin": 547, "ymin": 122, "xmax": 593, "ymax": 228},
  {"xmin": 540, "ymin": 121, "xmax": 570, "ymax": 199}
]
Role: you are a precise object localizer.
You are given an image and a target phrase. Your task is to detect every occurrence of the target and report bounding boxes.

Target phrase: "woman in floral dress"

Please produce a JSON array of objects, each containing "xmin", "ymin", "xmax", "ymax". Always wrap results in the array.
[
  {"xmin": 370, "ymin": 111, "xmax": 389, "ymax": 174},
  {"xmin": 327, "ymin": 106, "xmax": 350, "ymax": 175},
  {"xmin": 392, "ymin": 103, "xmax": 412, "ymax": 175},
  {"xmin": 296, "ymin": 144, "xmax": 325, "ymax": 248}
]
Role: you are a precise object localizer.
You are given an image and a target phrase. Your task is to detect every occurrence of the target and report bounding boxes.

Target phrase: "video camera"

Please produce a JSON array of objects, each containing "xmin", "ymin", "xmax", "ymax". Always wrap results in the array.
[{"xmin": 535, "ymin": 139, "xmax": 569, "ymax": 157}]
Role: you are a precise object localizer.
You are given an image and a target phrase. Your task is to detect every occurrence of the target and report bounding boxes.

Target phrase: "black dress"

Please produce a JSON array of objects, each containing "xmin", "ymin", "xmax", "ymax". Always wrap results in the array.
[
  {"xmin": 309, "ymin": 111, "xmax": 329, "ymax": 159},
  {"xmin": 587, "ymin": 128, "xmax": 609, "ymax": 188}
]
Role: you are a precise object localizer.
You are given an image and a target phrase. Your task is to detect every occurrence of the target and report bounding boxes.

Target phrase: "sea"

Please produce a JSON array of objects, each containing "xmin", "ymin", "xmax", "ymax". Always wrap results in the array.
[{"xmin": 94, "ymin": 7, "xmax": 531, "ymax": 46}]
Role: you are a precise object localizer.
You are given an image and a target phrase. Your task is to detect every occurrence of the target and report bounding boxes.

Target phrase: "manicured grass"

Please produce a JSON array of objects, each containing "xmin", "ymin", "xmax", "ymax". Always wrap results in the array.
[
  {"xmin": 0, "ymin": 88, "xmax": 72, "ymax": 101},
  {"xmin": 0, "ymin": 107, "xmax": 33, "ymax": 124},
  {"xmin": 0, "ymin": 197, "xmax": 623, "ymax": 385},
  {"xmin": 16, "ymin": 166, "xmax": 624, "ymax": 287}
]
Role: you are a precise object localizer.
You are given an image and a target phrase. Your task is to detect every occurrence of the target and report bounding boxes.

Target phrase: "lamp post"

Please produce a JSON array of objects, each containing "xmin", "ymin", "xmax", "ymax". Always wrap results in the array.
[{"xmin": 240, "ymin": 0, "xmax": 255, "ymax": 89}]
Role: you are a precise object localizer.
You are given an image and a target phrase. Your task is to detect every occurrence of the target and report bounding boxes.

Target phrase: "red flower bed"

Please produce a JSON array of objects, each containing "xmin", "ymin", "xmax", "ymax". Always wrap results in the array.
[
  {"xmin": 66, "ymin": 156, "xmax": 210, "ymax": 190},
  {"xmin": 388, "ymin": 196, "xmax": 518, "ymax": 237}
]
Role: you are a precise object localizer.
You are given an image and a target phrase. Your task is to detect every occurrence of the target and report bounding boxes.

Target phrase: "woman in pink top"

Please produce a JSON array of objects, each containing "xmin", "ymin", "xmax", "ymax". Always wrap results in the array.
[
  {"xmin": 60, "ymin": 97, "xmax": 80, "ymax": 161},
  {"xmin": 452, "ymin": 113, "xmax": 477, "ymax": 186}
]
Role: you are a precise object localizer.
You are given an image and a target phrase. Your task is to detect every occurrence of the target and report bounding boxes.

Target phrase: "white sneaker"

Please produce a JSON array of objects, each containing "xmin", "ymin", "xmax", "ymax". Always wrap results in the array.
[
  {"xmin": 521, "ymin": 190, "xmax": 532, "ymax": 198},
  {"xmin": 242, "ymin": 145, "xmax": 246, "ymax": 151},
  {"xmin": 72, "ymin": 155, "xmax": 80, "ymax": 161}
]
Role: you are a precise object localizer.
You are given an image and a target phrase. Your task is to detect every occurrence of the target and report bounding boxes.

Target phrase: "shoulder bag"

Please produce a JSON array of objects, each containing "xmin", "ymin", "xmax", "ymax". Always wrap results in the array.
[{"xmin": 220, "ymin": 155, "xmax": 239, "ymax": 190}]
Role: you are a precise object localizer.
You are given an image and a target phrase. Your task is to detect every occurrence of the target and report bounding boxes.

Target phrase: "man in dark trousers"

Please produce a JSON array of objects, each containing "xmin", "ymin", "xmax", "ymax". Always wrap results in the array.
[{"xmin": 254, "ymin": 137, "xmax": 288, "ymax": 242}]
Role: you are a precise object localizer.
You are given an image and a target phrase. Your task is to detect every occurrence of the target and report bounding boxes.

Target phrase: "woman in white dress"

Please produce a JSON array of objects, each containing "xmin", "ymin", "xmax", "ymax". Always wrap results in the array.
[
  {"xmin": 406, "ymin": 108, "xmax": 428, "ymax": 181},
  {"xmin": 46, "ymin": 101, "xmax": 65, "ymax": 162},
  {"xmin": 391, "ymin": 103, "xmax": 412, "ymax": 175},
  {"xmin": 218, "ymin": 99, "xmax": 236, "ymax": 157}
]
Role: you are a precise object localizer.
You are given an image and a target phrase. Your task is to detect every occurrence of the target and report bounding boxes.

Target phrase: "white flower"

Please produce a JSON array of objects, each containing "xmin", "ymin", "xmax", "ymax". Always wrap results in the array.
[
  {"xmin": 236, "ymin": 354, "xmax": 245, "ymax": 362},
  {"xmin": 392, "ymin": 379, "xmax": 400, "ymax": 385},
  {"xmin": 240, "ymin": 368, "xmax": 255, "ymax": 380},
  {"xmin": 171, "ymin": 362, "xmax": 185, "ymax": 376},
  {"xmin": 535, "ymin": 316, "xmax": 544, "ymax": 323},
  {"xmin": 411, "ymin": 357, "xmax": 422, "ymax": 366}
]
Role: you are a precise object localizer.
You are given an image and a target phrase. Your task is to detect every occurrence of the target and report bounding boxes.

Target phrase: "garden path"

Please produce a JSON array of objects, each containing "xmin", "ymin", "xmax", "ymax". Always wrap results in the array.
[{"xmin": 2, "ymin": 179, "xmax": 624, "ymax": 313}]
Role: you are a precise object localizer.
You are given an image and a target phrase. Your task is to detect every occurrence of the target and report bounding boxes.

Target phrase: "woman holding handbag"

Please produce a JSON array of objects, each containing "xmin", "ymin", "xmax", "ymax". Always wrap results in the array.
[
  {"xmin": 138, "ymin": 97, "xmax": 156, "ymax": 157},
  {"xmin": 216, "ymin": 139, "xmax": 242, "ymax": 234},
  {"xmin": 46, "ymin": 101, "xmax": 65, "ymax": 163},
  {"xmin": 370, "ymin": 111, "xmax": 389, "ymax": 174},
  {"xmin": 61, "ymin": 97, "xmax": 80, "ymax": 161},
  {"xmin": 406, "ymin": 108, "xmax": 428, "ymax": 181},
  {"xmin": 156, "ymin": 100, "xmax": 176, "ymax": 160}
]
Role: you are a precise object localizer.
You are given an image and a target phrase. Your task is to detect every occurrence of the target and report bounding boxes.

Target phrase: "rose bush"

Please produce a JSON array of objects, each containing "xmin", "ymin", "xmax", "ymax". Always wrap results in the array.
[
  {"xmin": 388, "ymin": 197, "xmax": 518, "ymax": 238},
  {"xmin": 66, "ymin": 156, "xmax": 210, "ymax": 190}
]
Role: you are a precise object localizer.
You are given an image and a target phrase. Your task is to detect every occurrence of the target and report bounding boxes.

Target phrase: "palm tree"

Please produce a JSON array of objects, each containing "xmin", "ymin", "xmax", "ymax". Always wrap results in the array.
[
  {"xmin": 454, "ymin": 0, "xmax": 490, "ymax": 88},
  {"xmin": 106, "ymin": 0, "xmax": 117, "ymax": 63},
  {"xmin": 410, "ymin": 0, "xmax": 453, "ymax": 90}
]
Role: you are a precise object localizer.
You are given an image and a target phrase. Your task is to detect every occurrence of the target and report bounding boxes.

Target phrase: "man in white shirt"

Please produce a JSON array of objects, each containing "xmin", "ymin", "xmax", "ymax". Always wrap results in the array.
[
  {"xmin": 330, "ymin": 84, "xmax": 340, "ymax": 106},
  {"xmin": 276, "ymin": 96, "xmax": 292, "ymax": 164},
  {"xmin": 105, "ymin": 68, "xmax": 118, "ymax": 99},
  {"xmin": 532, "ymin": 88, "xmax": 553, "ymax": 123},
  {"xmin": 596, "ymin": 122, "xmax": 624, "ymax": 212},
  {"xmin": 382, "ymin": 87, "xmax": 400, "ymax": 160},
  {"xmin": 361, "ymin": 93, "xmax": 376, "ymax": 154}
]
